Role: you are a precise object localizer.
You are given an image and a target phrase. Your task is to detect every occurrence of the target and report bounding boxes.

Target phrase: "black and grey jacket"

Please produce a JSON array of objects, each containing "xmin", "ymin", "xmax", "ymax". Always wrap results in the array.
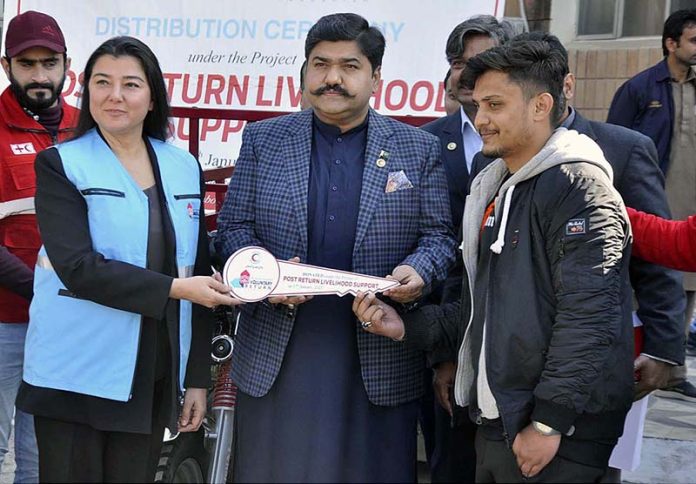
[{"xmin": 404, "ymin": 129, "xmax": 634, "ymax": 446}]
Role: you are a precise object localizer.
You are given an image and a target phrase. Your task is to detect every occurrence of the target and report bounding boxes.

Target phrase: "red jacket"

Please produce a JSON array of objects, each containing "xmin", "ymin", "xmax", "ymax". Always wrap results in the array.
[
  {"xmin": 0, "ymin": 88, "xmax": 78, "ymax": 322},
  {"xmin": 628, "ymin": 206, "xmax": 696, "ymax": 272}
]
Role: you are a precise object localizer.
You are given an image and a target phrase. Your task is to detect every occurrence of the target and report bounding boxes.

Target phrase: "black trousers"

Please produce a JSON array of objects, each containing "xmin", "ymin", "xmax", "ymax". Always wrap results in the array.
[
  {"xmin": 474, "ymin": 431, "xmax": 605, "ymax": 483},
  {"xmin": 34, "ymin": 414, "xmax": 165, "ymax": 483},
  {"xmin": 420, "ymin": 368, "xmax": 477, "ymax": 482}
]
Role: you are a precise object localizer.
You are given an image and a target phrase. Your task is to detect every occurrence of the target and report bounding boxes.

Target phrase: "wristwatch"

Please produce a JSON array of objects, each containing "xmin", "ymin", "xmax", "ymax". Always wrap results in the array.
[{"xmin": 532, "ymin": 421, "xmax": 561, "ymax": 436}]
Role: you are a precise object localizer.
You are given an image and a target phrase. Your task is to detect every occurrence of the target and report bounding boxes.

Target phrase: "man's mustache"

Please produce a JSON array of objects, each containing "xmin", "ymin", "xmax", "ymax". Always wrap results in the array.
[
  {"xmin": 311, "ymin": 84, "xmax": 355, "ymax": 98},
  {"xmin": 24, "ymin": 82, "xmax": 55, "ymax": 92}
]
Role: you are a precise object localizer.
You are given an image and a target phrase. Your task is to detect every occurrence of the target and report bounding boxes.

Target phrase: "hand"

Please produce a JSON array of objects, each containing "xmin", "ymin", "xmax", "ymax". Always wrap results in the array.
[
  {"xmin": 352, "ymin": 291, "xmax": 405, "ymax": 340},
  {"xmin": 633, "ymin": 355, "xmax": 672, "ymax": 400},
  {"xmin": 178, "ymin": 388, "xmax": 207, "ymax": 432},
  {"xmin": 170, "ymin": 276, "xmax": 241, "ymax": 308},
  {"xmin": 268, "ymin": 257, "xmax": 314, "ymax": 306},
  {"xmin": 512, "ymin": 423, "xmax": 561, "ymax": 478},
  {"xmin": 383, "ymin": 265, "xmax": 424, "ymax": 303},
  {"xmin": 433, "ymin": 361, "xmax": 457, "ymax": 416}
]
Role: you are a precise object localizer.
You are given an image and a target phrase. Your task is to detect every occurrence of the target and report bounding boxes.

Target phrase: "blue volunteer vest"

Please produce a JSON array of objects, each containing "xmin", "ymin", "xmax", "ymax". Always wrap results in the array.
[{"xmin": 25, "ymin": 128, "xmax": 201, "ymax": 402}]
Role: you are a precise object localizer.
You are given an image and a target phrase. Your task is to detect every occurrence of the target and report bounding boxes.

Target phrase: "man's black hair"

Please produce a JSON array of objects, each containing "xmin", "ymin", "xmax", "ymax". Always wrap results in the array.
[
  {"xmin": 299, "ymin": 59, "xmax": 307, "ymax": 90},
  {"xmin": 305, "ymin": 13, "xmax": 385, "ymax": 72},
  {"xmin": 662, "ymin": 9, "xmax": 696, "ymax": 57},
  {"xmin": 509, "ymin": 31, "xmax": 569, "ymax": 75},
  {"xmin": 461, "ymin": 40, "xmax": 568, "ymax": 127}
]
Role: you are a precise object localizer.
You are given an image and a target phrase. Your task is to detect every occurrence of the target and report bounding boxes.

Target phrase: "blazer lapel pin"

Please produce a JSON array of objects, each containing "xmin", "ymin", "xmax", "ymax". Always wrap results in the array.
[{"xmin": 376, "ymin": 150, "xmax": 390, "ymax": 168}]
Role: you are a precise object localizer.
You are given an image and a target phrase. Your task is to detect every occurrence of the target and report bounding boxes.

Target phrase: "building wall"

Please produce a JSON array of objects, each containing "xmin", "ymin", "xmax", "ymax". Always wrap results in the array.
[
  {"xmin": 568, "ymin": 46, "xmax": 663, "ymax": 121},
  {"xmin": 548, "ymin": 0, "xmax": 665, "ymax": 122}
]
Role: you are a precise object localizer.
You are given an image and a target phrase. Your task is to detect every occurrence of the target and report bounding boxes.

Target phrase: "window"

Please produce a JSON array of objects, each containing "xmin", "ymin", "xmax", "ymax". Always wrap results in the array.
[{"xmin": 577, "ymin": 0, "xmax": 696, "ymax": 39}]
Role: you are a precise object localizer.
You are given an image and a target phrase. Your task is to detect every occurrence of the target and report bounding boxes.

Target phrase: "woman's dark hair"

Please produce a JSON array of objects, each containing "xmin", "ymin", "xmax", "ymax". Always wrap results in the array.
[
  {"xmin": 305, "ymin": 13, "xmax": 385, "ymax": 72},
  {"xmin": 662, "ymin": 9, "xmax": 696, "ymax": 57},
  {"xmin": 74, "ymin": 36, "xmax": 169, "ymax": 141}
]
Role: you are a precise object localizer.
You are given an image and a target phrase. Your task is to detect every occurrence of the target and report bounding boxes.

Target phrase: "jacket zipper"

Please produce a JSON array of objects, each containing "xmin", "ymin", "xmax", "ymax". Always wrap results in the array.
[
  {"xmin": 173, "ymin": 193, "xmax": 201, "ymax": 200},
  {"xmin": 80, "ymin": 188, "xmax": 126, "ymax": 197},
  {"xmin": 7, "ymin": 122, "xmax": 75, "ymax": 136},
  {"xmin": 478, "ymin": 245, "xmax": 512, "ymax": 446}
]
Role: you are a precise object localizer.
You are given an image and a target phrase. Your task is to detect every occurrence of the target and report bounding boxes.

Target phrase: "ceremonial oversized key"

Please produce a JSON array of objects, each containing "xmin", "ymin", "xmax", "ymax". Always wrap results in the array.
[{"xmin": 222, "ymin": 246, "xmax": 400, "ymax": 302}]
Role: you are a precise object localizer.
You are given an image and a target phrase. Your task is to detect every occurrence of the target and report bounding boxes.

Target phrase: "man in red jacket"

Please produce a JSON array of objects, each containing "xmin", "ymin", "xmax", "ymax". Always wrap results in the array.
[{"xmin": 0, "ymin": 10, "xmax": 78, "ymax": 481}]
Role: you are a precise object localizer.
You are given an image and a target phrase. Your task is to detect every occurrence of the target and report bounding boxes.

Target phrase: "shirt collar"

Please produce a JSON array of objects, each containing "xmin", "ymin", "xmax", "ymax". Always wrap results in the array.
[
  {"xmin": 561, "ymin": 106, "xmax": 576, "ymax": 129},
  {"xmin": 656, "ymin": 58, "xmax": 672, "ymax": 83},
  {"xmin": 687, "ymin": 66, "xmax": 696, "ymax": 83},
  {"xmin": 459, "ymin": 106, "xmax": 476, "ymax": 134},
  {"xmin": 312, "ymin": 112, "xmax": 369, "ymax": 138}
]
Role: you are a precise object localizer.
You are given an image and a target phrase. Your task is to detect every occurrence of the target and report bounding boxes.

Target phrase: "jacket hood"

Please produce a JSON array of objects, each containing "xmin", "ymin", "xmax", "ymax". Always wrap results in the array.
[{"xmin": 465, "ymin": 128, "xmax": 615, "ymax": 259}]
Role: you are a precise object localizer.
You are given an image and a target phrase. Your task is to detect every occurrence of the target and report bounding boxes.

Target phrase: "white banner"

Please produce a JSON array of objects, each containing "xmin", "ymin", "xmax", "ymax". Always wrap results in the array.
[{"xmin": 2, "ymin": 0, "xmax": 504, "ymax": 169}]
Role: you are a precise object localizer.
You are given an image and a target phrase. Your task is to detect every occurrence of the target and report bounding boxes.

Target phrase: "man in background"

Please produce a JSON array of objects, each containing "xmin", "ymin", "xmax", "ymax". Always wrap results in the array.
[
  {"xmin": 608, "ymin": 9, "xmax": 696, "ymax": 400},
  {"xmin": 420, "ymin": 15, "xmax": 514, "ymax": 482},
  {"xmin": 0, "ymin": 10, "xmax": 78, "ymax": 482}
]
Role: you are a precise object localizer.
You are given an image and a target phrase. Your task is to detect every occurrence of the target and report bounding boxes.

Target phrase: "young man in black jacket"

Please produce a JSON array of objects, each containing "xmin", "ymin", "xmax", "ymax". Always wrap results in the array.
[
  {"xmin": 471, "ymin": 33, "xmax": 690, "ymax": 402},
  {"xmin": 354, "ymin": 40, "xmax": 634, "ymax": 482}
]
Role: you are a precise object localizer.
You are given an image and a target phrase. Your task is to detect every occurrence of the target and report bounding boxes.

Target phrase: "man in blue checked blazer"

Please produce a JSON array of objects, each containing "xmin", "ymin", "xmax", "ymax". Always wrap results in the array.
[{"xmin": 215, "ymin": 13, "xmax": 456, "ymax": 483}]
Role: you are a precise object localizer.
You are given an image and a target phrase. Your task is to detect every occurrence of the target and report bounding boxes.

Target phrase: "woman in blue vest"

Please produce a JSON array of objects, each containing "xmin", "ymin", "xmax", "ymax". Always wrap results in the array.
[{"xmin": 15, "ymin": 36, "xmax": 239, "ymax": 482}]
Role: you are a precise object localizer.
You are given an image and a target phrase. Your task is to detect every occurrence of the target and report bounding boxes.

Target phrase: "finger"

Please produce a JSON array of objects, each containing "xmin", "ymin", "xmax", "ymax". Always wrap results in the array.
[
  {"xmin": 388, "ymin": 291, "xmax": 414, "ymax": 303},
  {"xmin": 215, "ymin": 293, "xmax": 241, "ymax": 307},
  {"xmin": 526, "ymin": 464, "xmax": 541, "ymax": 478},
  {"xmin": 634, "ymin": 379, "xmax": 650, "ymax": 395},
  {"xmin": 356, "ymin": 292, "xmax": 378, "ymax": 319},
  {"xmin": 189, "ymin": 405, "xmax": 205, "ymax": 431},
  {"xmin": 372, "ymin": 307, "xmax": 385, "ymax": 325},
  {"xmin": 361, "ymin": 306, "xmax": 384, "ymax": 326},
  {"xmin": 514, "ymin": 449, "xmax": 526, "ymax": 469},
  {"xmin": 387, "ymin": 284, "xmax": 416, "ymax": 299},
  {"xmin": 352, "ymin": 291, "xmax": 366, "ymax": 314},
  {"xmin": 519, "ymin": 461, "xmax": 533, "ymax": 478},
  {"xmin": 286, "ymin": 295, "xmax": 312, "ymax": 305},
  {"xmin": 352, "ymin": 291, "xmax": 371, "ymax": 318},
  {"xmin": 434, "ymin": 383, "xmax": 453, "ymax": 416},
  {"xmin": 288, "ymin": 257, "xmax": 301, "ymax": 263},
  {"xmin": 268, "ymin": 295, "xmax": 288, "ymax": 305},
  {"xmin": 393, "ymin": 280, "xmax": 415, "ymax": 291},
  {"xmin": 178, "ymin": 418, "xmax": 198, "ymax": 432},
  {"xmin": 361, "ymin": 309, "xmax": 384, "ymax": 333},
  {"xmin": 212, "ymin": 272, "xmax": 223, "ymax": 283},
  {"xmin": 179, "ymin": 400, "xmax": 193, "ymax": 427},
  {"xmin": 395, "ymin": 273, "xmax": 414, "ymax": 284},
  {"xmin": 178, "ymin": 423, "xmax": 193, "ymax": 432},
  {"xmin": 209, "ymin": 278, "xmax": 232, "ymax": 293}
]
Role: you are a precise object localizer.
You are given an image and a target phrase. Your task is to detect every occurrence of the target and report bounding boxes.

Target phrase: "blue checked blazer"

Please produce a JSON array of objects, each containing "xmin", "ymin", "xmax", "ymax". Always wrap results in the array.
[{"xmin": 215, "ymin": 108, "xmax": 456, "ymax": 406}]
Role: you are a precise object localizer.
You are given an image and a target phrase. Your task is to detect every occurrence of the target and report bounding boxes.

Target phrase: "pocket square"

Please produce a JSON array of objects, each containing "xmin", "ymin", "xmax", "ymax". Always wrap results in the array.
[{"xmin": 385, "ymin": 170, "xmax": 414, "ymax": 193}]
